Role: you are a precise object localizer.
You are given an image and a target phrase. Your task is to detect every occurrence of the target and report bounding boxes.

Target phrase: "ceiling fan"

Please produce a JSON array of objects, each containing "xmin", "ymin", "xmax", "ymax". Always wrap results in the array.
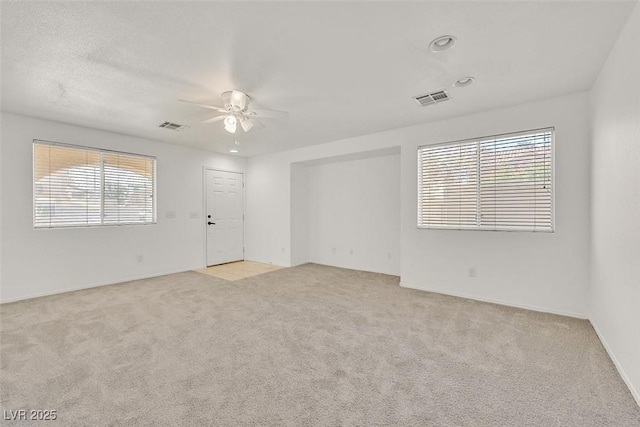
[{"xmin": 179, "ymin": 90, "xmax": 288, "ymax": 134}]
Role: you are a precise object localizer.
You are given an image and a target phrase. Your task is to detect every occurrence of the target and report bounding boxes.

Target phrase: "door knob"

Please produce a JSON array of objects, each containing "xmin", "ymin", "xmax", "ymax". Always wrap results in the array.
[{"xmin": 208, "ymin": 221, "xmax": 216, "ymax": 225}]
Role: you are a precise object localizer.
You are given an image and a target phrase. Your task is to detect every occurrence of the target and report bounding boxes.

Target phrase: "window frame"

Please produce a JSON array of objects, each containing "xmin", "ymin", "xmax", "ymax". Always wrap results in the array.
[
  {"xmin": 33, "ymin": 139, "xmax": 157, "ymax": 229},
  {"xmin": 417, "ymin": 127, "xmax": 555, "ymax": 233}
]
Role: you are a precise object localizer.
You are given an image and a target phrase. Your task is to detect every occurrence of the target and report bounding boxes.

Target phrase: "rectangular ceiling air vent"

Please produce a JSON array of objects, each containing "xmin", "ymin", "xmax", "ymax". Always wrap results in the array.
[
  {"xmin": 159, "ymin": 121, "xmax": 188, "ymax": 131},
  {"xmin": 414, "ymin": 90, "xmax": 451, "ymax": 106}
]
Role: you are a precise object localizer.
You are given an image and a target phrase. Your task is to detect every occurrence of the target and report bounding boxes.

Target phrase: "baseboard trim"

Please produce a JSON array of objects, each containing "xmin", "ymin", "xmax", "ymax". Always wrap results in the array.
[
  {"xmin": 590, "ymin": 319, "xmax": 640, "ymax": 407},
  {"xmin": 306, "ymin": 261, "xmax": 400, "ymax": 277},
  {"xmin": 399, "ymin": 282, "xmax": 588, "ymax": 319},
  {"xmin": 0, "ymin": 266, "xmax": 202, "ymax": 304}
]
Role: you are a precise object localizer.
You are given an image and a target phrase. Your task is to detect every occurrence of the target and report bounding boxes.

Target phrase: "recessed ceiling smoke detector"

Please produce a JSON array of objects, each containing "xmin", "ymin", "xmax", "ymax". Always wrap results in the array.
[
  {"xmin": 453, "ymin": 76, "xmax": 475, "ymax": 88},
  {"xmin": 414, "ymin": 90, "xmax": 451, "ymax": 106},
  {"xmin": 159, "ymin": 121, "xmax": 188, "ymax": 131},
  {"xmin": 429, "ymin": 35, "xmax": 457, "ymax": 53}
]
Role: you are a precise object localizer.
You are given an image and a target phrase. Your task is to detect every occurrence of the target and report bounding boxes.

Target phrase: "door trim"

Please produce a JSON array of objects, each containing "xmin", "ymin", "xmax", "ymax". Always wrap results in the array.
[{"xmin": 202, "ymin": 167, "xmax": 245, "ymax": 268}]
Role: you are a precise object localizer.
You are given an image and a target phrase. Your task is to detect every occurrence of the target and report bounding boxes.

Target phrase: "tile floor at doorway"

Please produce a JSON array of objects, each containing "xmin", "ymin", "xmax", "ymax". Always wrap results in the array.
[{"xmin": 194, "ymin": 260, "xmax": 284, "ymax": 281}]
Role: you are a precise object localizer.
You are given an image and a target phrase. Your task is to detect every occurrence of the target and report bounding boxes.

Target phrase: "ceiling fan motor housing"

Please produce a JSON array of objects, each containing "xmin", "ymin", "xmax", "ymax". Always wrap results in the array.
[{"xmin": 222, "ymin": 90, "xmax": 250, "ymax": 112}]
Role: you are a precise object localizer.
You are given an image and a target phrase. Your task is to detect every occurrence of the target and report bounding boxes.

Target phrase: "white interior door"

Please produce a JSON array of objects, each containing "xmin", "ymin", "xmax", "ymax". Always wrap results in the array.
[{"xmin": 206, "ymin": 169, "xmax": 244, "ymax": 266}]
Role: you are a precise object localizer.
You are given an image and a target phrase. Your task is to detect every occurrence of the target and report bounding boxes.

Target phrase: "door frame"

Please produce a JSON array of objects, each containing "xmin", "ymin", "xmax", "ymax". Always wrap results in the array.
[{"xmin": 202, "ymin": 167, "xmax": 245, "ymax": 268}]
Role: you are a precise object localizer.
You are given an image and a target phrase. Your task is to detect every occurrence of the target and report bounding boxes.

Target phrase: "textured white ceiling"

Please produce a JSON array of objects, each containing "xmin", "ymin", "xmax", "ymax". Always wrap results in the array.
[{"xmin": 1, "ymin": 1, "xmax": 636, "ymax": 156}]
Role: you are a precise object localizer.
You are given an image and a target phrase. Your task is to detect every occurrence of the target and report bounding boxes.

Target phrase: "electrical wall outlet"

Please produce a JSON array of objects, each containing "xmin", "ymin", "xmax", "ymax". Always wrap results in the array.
[
  {"xmin": 468, "ymin": 267, "xmax": 476, "ymax": 278},
  {"xmin": 136, "ymin": 255, "xmax": 144, "ymax": 263}
]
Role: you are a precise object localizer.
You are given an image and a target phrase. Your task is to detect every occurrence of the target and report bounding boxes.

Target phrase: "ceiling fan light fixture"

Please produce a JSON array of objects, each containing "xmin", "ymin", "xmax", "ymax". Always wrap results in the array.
[
  {"xmin": 240, "ymin": 117, "xmax": 254, "ymax": 132},
  {"xmin": 224, "ymin": 115, "xmax": 237, "ymax": 133},
  {"xmin": 179, "ymin": 90, "xmax": 287, "ymax": 134},
  {"xmin": 429, "ymin": 35, "xmax": 457, "ymax": 53}
]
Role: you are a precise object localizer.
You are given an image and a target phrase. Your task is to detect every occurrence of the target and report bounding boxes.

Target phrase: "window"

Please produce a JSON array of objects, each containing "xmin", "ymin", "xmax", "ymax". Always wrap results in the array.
[
  {"xmin": 418, "ymin": 128, "xmax": 553, "ymax": 232},
  {"xmin": 33, "ymin": 140, "xmax": 156, "ymax": 228}
]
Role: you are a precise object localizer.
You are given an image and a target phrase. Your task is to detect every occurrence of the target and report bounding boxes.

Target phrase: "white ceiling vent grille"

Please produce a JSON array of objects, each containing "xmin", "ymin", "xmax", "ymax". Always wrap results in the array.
[
  {"xmin": 414, "ymin": 90, "xmax": 451, "ymax": 106},
  {"xmin": 159, "ymin": 121, "xmax": 188, "ymax": 131}
]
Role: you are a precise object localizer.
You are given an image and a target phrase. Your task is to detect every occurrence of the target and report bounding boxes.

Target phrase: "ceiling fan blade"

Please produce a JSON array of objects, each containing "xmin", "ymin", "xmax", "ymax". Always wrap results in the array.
[
  {"xmin": 230, "ymin": 90, "xmax": 248, "ymax": 111},
  {"xmin": 249, "ymin": 109, "xmax": 289, "ymax": 119},
  {"xmin": 202, "ymin": 115, "xmax": 227, "ymax": 124},
  {"xmin": 178, "ymin": 99, "xmax": 228, "ymax": 113}
]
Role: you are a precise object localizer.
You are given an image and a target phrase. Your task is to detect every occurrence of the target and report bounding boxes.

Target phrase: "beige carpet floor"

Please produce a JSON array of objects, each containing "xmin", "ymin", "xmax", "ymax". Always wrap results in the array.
[{"xmin": 1, "ymin": 264, "xmax": 639, "ymax": 426}]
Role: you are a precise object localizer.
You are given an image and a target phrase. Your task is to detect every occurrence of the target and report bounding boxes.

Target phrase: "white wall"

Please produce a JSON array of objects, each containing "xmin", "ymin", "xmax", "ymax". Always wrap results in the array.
[
  {"xmin": 245, "ymin": 155, "xmax": 292, "ymax": 266},
  {"xmin": 290, "ymin": 163, "xmax": 309, "ymax": 266},
  {"xmin": 0, "ymin": 114, "xmax": 4, "ymax": 294},
  {"xmin": 589, "ymin": 2, "xmax": 640, "ymax": 404},
  {"xmin": 305, "ymin": 152, "xmax": 401, "ymax": 276},
  {"xmin": 0, "ymin": 113, "xmax": 3, "ymax": 293},
  {"xmin": 246, "ymin": 92, "xmax": 591, "ymax": 317},
  {"xmin": 400, "ymin": 94, "xmax": 591, "ymax": 318},
  {"xmin": 0, "ymin": 112, "xmax": 246, "ymax": 302}
]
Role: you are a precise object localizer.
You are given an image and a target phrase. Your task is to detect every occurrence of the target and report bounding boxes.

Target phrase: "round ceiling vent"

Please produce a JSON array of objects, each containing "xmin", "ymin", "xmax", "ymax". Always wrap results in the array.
[
  {"xmin": 453, "ymin": 76, "xmax": 475, "ymax": 88},
  {"xmin": 429, "ymin": 35, "xmax": 457, "ymax": 53}
]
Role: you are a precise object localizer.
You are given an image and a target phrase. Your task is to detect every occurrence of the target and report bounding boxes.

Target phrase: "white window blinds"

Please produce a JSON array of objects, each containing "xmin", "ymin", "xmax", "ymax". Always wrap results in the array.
[
  {"xmin": 33, "ymin": 141, "xmax": 156, "ymax": 228},
  {"xmin": 418, "ymin": 128, "xmax": 553, "ymax": 232},
  {"xmin": 418, "ymin": 141, "xmax": 478, "ymax": 229},
  {"xmin": 102, "ymin": 152, "xmax": 155, "ymax": 225}
]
